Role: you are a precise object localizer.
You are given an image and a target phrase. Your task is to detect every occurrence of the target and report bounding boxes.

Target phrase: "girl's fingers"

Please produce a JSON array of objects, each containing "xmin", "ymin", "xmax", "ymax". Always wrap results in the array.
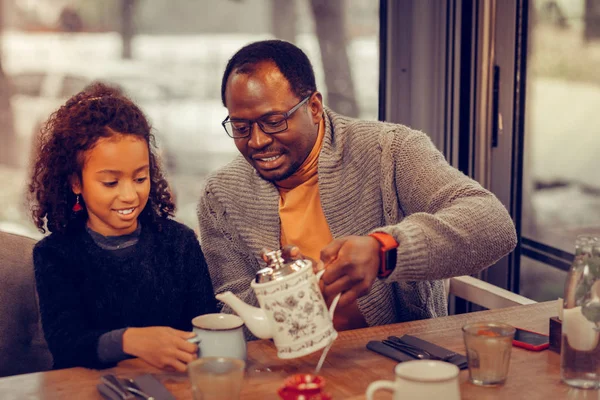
[
  {"xmin": 171, "ymin": 328, "xmax": 196, "ymax": 339},
  {"xmin": 162, "ymin": 357, "xmax": 189, "ymax": 373},
  {"xmin": 175, "ymin": 349, "xmax": 197, "ymax": 365},
  {"xmin": 176, "ymin": 337, "xmax": 199, "ymax": 354}
]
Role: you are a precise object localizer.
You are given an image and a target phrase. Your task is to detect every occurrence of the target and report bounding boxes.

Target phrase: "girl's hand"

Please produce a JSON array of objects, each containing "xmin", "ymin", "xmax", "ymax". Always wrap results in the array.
[{"xmin": 122, "ymin": 327, "xmax": 198, "ymax": 372}]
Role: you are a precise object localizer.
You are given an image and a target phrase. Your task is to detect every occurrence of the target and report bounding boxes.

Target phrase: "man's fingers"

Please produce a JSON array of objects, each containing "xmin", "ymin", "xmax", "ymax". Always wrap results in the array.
[
  {"xmin": 321, "ymin": 259, "xmax": 349, "ymax": 285},
  {"xmin": 281, "ymin": 245, "xmax": 302, "ymax": 259},
  {"xmin": 337, "ymin": 289, "xmax": 360, "ymax": 309},
  {"xmin": 320, "ymin": 239, "xmax": 346, "ymax": 265},
  {"xmin": 314, "ymin": 260, "xmax": 325, "ymax": 273},
  {"xmin": 322, "ymin": 275, "xmax": 353, "ymax": 299},
  {"xmin": 260, "ymin": 247, "xmax": 274, "ymax": 262}
]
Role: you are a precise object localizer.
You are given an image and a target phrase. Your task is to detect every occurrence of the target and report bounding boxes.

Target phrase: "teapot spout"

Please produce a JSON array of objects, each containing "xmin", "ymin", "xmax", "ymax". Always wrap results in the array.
[{"xmin": 215, "ymin": 291, "xmax": 273, "ymax": 339}]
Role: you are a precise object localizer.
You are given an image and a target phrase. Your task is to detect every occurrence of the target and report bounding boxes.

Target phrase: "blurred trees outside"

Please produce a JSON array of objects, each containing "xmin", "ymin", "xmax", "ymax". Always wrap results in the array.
[
  {"xmin": 0, "ymin": 0, "xmax": 377, "ymax": 166},
  {"xmin": 271, "ymin": 0, "xmax": 358, "ymax": 117}
]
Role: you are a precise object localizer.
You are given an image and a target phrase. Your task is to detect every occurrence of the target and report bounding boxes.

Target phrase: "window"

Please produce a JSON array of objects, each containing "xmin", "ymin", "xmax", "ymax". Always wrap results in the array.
[
  {"xmin": 520, "ymin": 0, "xmax": 600, "ymax": 300},
  {"xmin": 0, "ymin": 0, "xmax": 379, "ymax": 237}
]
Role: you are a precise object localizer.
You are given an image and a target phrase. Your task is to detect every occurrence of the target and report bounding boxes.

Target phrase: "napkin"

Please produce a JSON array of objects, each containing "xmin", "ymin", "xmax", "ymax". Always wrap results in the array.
[
  {"xmin": 96, "ymin": 374, "xmax": 176, "ymax": 400},
  {"xmin": 367, "ymin": 334, "xmax": 468, "ymax": 370}
]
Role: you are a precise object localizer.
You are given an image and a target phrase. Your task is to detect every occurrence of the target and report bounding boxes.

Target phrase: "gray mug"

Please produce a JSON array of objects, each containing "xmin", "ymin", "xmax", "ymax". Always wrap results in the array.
[{"xmin": 188, "ymin": 313, "xmax": 247, "ymax": 360}]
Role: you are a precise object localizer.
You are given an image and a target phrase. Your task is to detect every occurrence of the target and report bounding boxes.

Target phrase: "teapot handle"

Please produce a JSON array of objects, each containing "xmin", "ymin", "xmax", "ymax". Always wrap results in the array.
[{"xmin": 315, "ymin": 269, "xmax": 341, "ymax": 320}]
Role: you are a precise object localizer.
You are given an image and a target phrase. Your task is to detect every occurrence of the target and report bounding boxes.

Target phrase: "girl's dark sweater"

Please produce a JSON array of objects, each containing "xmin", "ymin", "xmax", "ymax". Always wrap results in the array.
[{"xmin": 33, "ymin": 218, "xmax": 217, "ymax": 370}]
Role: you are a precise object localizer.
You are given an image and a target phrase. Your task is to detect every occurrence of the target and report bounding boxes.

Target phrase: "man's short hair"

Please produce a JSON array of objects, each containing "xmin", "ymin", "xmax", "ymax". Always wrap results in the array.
[{"xmin": 221, "ymin": 40, "xmax": 317, "ymax": 107}]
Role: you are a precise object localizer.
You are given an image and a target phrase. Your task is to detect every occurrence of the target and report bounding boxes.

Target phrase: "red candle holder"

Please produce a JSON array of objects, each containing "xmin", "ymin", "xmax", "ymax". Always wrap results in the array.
[{"xmin": 277, "ymin": 374, "xmax": 332, "ymax": 400}]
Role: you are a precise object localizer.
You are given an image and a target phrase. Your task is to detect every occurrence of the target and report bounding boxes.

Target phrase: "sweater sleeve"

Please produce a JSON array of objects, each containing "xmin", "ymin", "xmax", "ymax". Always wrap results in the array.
[
  {"xmin": 375, "ymin": 129, "xmax": 517, "ymax": 282},
  {"xmin": 97, "ymin": 328, "xmax": 130, "ymax": 364},
  {"xmin": 33, "ymin": 241, "xmax": 115, "ymax": 369},
  {"xmin": 180, "ymin": 229, "xmax": 218, "ymax": 325},
  {"xmin": 198, "ymin": 188, "xmax": 262, "ymax": 340}
]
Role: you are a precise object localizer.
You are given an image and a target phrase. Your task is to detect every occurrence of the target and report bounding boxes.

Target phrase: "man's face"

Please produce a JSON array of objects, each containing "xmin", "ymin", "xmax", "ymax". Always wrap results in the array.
[{"xmin": 224, "ymin": 61, "xmax": 323, "ymax": 182}]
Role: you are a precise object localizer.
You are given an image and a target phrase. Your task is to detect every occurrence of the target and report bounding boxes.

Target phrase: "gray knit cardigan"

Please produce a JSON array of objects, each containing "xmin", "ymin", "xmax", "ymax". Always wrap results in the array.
[{"xmin": 198, "ymin": 108, "xmax": 517, "ymax": 338}]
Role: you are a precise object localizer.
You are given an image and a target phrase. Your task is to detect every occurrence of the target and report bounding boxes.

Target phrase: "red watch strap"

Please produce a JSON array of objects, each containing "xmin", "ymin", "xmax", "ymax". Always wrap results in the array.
[{"xmin": 368, "ymin": 232, "xmax": 398, "ymax": 278}]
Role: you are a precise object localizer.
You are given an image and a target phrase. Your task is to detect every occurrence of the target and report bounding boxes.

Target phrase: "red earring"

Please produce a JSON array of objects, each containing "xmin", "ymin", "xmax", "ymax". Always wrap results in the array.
[{"xmin": 72, "ymin": 194, "xmax": 83, "ymax": 212}]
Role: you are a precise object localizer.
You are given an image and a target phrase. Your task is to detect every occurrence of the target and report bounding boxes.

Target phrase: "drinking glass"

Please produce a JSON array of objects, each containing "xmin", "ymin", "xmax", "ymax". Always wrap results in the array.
[
  {"xmin": 188, "ymin": 357, "xmax": 245, "ymax": 400},
  {"xmin": 462, "ymin": 322, "xmax": 516, "ymax": 386}
]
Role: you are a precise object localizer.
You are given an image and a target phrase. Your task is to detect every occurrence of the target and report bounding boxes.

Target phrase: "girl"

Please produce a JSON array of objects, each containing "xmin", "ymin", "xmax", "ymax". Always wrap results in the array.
[{"xmin": 28, "ymin": 82, "xmax": 217, "ymax": 372}]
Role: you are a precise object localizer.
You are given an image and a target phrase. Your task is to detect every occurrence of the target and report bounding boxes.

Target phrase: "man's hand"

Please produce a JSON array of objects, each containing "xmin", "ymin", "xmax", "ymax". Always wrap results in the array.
[
  {"xmin": 319, "ymin": 235, "xmax": 381, "ymax": 308},
  {"xmin": 122, "ymin": 327, "xmax": 198, "ymax": 372}
]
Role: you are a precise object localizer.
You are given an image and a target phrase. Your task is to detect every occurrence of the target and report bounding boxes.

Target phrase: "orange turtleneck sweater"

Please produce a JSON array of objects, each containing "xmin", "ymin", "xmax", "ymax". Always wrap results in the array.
[
  {"xmin": 277, "ymin": 120, "xmax": 333, "ymax": 261},
  {"xmin": 276, "ymin": 119, "xmax": 367, "ymax": 331}
]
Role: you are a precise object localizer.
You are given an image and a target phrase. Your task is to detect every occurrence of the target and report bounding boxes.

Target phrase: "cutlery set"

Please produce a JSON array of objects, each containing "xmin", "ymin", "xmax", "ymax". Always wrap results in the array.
[
  {"xmin": 367, "ymin": 334, "xmax": 468, "ymax": 369},
  {"xmin": 382, "ymin": 336, "xmax": 458, "ymax": 361},
  {"xmin": 98, "ymin": 374, "xmax": 174, "ymax": 400},
  {"xmin": 100, "ymin": 375, "xmax": 154, "ymax": 400}
]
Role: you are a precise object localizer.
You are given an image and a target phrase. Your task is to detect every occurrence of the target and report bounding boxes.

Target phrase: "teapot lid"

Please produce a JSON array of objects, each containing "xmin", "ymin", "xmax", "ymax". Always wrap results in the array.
[{"xmin": 255, "ymin": 249, "xmax": 310, "ymax": 283}]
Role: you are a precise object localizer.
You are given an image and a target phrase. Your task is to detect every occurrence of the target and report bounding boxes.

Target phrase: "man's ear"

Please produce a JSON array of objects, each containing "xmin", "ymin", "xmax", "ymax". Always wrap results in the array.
[
  {"xmin": 70, "ymin": 174, "xmax": 82, "ymax": 195},
  {"xmin": 309, "ymin": 91, "xmax": 324, "ymax": 124}
]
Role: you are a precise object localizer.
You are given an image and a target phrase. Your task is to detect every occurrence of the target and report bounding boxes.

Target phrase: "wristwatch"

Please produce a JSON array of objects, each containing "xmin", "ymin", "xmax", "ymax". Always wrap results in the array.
[{"xmin": 368, "ymin": 232, "xmax": 398, "ymax": 278}]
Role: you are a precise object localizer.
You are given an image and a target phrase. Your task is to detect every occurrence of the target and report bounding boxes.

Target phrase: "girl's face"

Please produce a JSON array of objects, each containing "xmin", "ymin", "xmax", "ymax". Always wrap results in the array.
[{"xmin": 72, "ymin": 133, "xmax": 151, "ymax": 236}]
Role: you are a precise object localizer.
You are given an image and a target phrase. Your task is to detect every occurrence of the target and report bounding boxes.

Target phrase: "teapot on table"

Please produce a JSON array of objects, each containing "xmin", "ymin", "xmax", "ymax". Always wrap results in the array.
[{"xmin": 216, "ymin": 249, "xmax": 340, "ymax": 359}]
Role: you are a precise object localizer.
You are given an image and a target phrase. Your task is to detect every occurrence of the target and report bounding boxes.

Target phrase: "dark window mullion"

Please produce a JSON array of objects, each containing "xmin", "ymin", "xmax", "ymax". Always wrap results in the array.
[{"xmin": 521, "ymin": 236, "xmax": 574, "ymax": 273}]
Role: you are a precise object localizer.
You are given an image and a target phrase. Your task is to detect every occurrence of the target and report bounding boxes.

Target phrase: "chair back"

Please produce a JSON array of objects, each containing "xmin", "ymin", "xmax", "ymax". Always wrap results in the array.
[{"xmin": 0, "ymin": 231, "xmax": 53, "ymax": 377}]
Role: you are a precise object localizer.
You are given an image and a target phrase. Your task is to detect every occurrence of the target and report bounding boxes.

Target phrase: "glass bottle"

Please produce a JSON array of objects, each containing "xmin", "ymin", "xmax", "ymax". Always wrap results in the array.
[{"xmin": 561, "ymin": 235, "xmax": 600, "ymax": 389}]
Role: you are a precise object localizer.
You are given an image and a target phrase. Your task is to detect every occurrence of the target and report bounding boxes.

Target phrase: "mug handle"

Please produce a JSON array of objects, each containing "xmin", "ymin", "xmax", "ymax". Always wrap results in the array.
[
  {"xmin": 187, "ymin": 335, "xmax": 201, "ymax": 357},
  {"xmin": 315, "ymin": 269, "xmax": 342, "ymax": 320},
  {"xmin": 366, "ymin": 380, "xmax": 395, "ymax": 400},
  {"xmin": 187, "ymin": 335, "xmax": 201, "ymax": 344}
]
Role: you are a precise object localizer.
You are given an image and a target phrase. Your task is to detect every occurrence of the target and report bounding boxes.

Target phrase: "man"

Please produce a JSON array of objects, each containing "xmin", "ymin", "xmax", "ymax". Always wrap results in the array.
[{"xmin": 198, "ymin": 40, "xmax": 517, "ymax": 337}]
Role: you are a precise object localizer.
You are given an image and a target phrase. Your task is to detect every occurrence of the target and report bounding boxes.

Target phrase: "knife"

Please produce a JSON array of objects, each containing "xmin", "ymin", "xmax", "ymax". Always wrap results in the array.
[{"xmin": 100, "ymin": 374, "xmax": 136, "ymax": 400}]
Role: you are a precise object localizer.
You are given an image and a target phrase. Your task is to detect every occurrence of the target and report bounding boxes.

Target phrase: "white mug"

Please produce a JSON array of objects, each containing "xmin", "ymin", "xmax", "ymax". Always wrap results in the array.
[
  {"xmin": 190, "ymin": 313, "xmax": 247, "ymax": 360},
  {"xmin": 366, "ymin": 360, "xmax": 461, "ymax": 400}
]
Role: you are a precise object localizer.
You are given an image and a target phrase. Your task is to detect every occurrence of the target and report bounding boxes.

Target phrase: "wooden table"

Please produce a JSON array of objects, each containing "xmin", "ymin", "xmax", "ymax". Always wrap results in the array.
[{"xmin": 1, "ymin": 301, "xmax": 596, "ymax": 399}]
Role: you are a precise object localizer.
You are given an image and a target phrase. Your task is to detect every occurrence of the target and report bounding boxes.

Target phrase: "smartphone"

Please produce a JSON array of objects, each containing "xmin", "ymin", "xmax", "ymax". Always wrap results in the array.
[{"xmin": 513, "ymin": 327, "xmax": 549, "ymax": 351}]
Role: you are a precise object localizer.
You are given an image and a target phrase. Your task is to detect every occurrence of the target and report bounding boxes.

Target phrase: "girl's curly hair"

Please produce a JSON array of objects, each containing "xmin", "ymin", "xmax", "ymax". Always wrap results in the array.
[{"xmin": 28, "ymin": 82, "xmax": 175, "ymax": 234}]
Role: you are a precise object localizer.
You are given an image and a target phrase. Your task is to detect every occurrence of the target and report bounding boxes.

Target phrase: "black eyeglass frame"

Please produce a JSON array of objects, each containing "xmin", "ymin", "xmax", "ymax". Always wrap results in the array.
[{"xmin": 221, "ymin": 95, "xmax": 311, "ymax": 139}]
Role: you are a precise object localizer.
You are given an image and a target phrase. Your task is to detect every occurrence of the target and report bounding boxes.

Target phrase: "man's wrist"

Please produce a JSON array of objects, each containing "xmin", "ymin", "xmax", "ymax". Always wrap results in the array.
[{"xmin": 368, "ymin": 232, "xmax": 398, "ymax": 278}]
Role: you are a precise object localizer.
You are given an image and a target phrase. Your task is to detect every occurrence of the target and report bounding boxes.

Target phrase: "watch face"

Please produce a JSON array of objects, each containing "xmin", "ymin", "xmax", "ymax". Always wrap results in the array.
[{"xmin": 384, "ymin": 248, "xmax": 397, "ymax": 272}]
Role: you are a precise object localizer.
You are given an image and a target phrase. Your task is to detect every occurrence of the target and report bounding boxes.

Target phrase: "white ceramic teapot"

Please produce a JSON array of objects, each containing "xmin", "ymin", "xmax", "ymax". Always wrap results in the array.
[{"xmin": 216, "ymin": 249, "xmax": 340, "ymax": 359}]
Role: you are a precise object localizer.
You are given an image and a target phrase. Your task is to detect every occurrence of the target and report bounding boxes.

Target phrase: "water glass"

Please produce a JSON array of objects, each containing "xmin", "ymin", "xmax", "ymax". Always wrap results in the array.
[
  {"xmin": 462, "ymin": 322, "xmax": 516, "ymax": 386},
  {"xmin": 188, "ymin": 357, "xmax": 245, "ymax": 400}
]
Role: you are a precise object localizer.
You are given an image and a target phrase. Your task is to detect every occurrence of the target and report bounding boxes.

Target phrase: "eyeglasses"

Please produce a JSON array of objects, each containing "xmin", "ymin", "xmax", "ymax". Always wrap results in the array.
[{"xmin": 222, "ymin": 96, "xmax": 311, "ymax": 139}]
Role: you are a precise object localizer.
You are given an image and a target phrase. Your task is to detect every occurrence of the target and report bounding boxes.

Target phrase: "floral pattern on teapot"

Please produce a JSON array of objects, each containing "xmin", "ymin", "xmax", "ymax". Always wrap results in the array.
[
  {"xmin": 255, "ymin": 270, "xmax": 334, "ymax": 343},
  {"xmin": 278, "ymin": 329, "xmax": 337, "ymax": 356},
  {"xmin": 263, "ymin": 285, "xmax": 327, "ymax": 341}
]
